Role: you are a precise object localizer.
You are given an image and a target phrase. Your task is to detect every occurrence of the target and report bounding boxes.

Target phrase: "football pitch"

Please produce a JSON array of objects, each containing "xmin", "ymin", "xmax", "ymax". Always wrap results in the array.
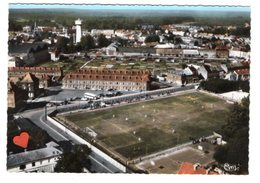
[{"xmin": 60, "ymin": 92, "xmax": 231, "ymax": 160}]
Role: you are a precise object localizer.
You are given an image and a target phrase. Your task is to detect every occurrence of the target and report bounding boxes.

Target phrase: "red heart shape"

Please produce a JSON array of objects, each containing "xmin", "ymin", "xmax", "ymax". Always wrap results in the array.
[{"xmin": 13, "ymin": 132, "xmax": 29, "ymax": 149}]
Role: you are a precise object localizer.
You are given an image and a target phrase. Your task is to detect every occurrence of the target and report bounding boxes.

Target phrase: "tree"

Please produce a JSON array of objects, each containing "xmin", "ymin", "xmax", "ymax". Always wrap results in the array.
[
  {"xmin": 113, "ymin": 36, "xmax": 127, "ymax": 47},
  {"xmin": 200, "ymin": 79, "xmax": 249, "ymax": 93},
  {"xmin": 144, "ymin": 34, "xmax": 160, "ymax": 43},
  {"xmin": 165, "ymin": 32, "xmax": 175, "ymax": 43},
  {"xmin": 194, "ymin": 40, "xmax": 199, "ymax": 46},
  {"xmin": 213, "ymin": 97, "xmax": 249, "ymax": 174},
  {"xmin": 97, "ymin": 34, "xmax": 110, "ymax": 48},
  {"xmin": 9, "ymin": 20, "xmax": 22, "ymax": 31},
  {"xmin": 174, "ymin": 37, "xmax": 183, "ymax": 44},
  {"xmin": 67, "ymin": 42, "xmax": 76, "ymax": 53},
  {"xmin": 229, "ymin": 27, "xmax": 250, "ymax": 37},
  {"xmin": 54, "ymin": 144, "xmax": 91, "ymax": 173},
  {"xmin": 55, "ymin": 37, "xmax": 69, "ymax": 53},
  {"xmin": 80, "ymin": 34, "xmax": 95, "ymax": 51}
]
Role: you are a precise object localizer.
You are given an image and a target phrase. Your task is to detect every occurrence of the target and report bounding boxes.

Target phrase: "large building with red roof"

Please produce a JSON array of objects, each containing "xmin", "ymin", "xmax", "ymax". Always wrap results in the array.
[
  {"xmin": 8, "ymin": 67, "xmax": 63, "ymax": 78},
  {"xmin": 62, "ymin": 68, "xmax": 151, "ymax": 91}
]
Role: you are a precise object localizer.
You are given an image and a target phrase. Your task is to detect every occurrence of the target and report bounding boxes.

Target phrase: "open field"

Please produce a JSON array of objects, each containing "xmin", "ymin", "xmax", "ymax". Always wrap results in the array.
[
  {"xmin": 37, "ymin": 59, "xmax": 86, "ymax": 73},
  {"xmin": 61, "ymin": 92, "xmax": 231, "ymax": 160},
  {"xmin": 82, "ymin": 58, "xmax": 181, "ymax": 71}
]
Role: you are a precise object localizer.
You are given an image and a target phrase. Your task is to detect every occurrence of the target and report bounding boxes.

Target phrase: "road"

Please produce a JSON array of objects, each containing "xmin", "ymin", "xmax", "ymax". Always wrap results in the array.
[{"xmin": 20, "ymin": 107, "xmax": 123, "ymax": 173}]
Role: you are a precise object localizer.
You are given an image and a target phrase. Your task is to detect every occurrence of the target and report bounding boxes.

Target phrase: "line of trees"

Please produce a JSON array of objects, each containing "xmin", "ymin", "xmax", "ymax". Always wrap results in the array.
[
  {"xmin": 55, "ymin": 34, "xmax": 111, "ymax": 54},
  {"xmin": 200, "ymin": 79, "xmax": 250, "ymax": 93},
  {"xmin": 144, "ymin": 34, "xmax": 160, "ymax": 43},
  {"xmin": 213, "ymin": 97, "xmax": 249, "ymax": 174},
  {"xmin": 9, "ymin": 11, "xmax": 197, "ymax": 30},
  {"xmin": 201, "ymin": 26, "xmax": 250, "ymax": 38}
]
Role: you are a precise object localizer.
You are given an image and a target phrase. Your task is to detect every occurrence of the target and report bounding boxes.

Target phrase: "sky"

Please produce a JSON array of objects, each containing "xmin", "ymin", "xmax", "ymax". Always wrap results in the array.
[{"xmin": 9, "ymin": 4, "xmax": 250, "ymax": 12}]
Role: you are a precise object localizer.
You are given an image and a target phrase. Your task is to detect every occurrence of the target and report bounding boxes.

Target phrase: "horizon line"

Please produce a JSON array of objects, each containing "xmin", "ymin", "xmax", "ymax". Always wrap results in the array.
[{"xmin": 8, "ymin": 4, "xmax": 250, "ymax": 12}]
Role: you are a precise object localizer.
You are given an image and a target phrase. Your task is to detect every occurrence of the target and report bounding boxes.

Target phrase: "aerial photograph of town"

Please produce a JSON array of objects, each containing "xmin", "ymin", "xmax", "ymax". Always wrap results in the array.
[{"xmin": 6, "ymin": 3, "xmax": 250, "ymax": 175}]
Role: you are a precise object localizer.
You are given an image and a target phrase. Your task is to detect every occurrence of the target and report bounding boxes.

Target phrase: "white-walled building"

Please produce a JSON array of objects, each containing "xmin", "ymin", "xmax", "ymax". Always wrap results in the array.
[
  {"xmin": 91, "ymin": 29, "xmax": 114, "ymax": 38},
  {"xmin": 22, "ymin": 26, "xmax": 32, "ymax": 33},
  {"xmin": 7, "ymin": 142, "xmax": 62, "ymax": 173},
  {"xmin": 172, "ymin": 30, "xmax": 185, "ymax": 37},
  {"xmin": 106, "ymin": 43, "xmax": 118, "ymax": 56},
  {"xmin": 182, "ymin": 49, "xmax": 200, "ymax": 57},
  {"xmin": 199, "ymin": 49, "xmax": 216, "ymax": 58},
  {"xmin": 50, "ymin": 51, "xmax": 60, "ymax": 61},
  {"xmin": 8, "ymin": 56, "xmax": 17, "ymax": 67},
  {"xmin": 229, "ymin": 49, "xmax": 250, "ymax": 60},
  {"xmin": 154, "ymin": 43, "xmax": 175, "ymax": 49}
]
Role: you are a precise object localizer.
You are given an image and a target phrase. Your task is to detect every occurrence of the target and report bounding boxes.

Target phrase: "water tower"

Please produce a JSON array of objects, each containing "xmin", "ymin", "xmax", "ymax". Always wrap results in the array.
[{"xmin": 75, "ymin": 18, "xmax": 82, "ymax": 44}]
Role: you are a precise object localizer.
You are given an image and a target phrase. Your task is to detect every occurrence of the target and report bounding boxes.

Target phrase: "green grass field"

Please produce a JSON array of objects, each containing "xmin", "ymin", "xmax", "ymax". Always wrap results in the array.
[
  {"xmin": 61, "ymin": 92, "xmax": 231, "ymax": 160},
  {"xmin": 37, "ymin": 59, "xmax": 86, "ymax": 73},
  {"xmin": 84, "ymin": 59, "xmax": 180, "ymax": 71}
]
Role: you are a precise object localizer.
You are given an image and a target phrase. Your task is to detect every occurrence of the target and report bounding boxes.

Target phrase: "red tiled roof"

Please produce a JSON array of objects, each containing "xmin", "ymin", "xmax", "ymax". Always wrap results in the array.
[
  {"xmin": 8, "ymin": 67, "xmax": 62, "ymax": 73},
  {"xmin": 63, "ymin": 68, "xmax": 150, "ymax": 82},
  {"xmin": 234, "ymin": 69, "xmax": 250, "ymax": 75},
  {"xmin": 216, "ymin": 45, "xmax": 229, "ymax": 50},
  {"xmin": 177, "ymin": 162, "xmax": 219, "ymax": 175}
]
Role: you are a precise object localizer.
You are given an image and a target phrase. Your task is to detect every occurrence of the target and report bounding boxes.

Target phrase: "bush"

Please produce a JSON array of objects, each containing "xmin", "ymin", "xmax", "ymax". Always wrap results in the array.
[{"xmin": 200, "ymin": 79, "xmax": 249, "ymax": 93}]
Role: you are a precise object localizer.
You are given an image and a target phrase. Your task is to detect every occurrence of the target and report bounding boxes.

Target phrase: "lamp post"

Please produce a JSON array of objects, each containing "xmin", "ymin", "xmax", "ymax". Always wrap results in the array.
[
  {"xmin": 78, "ymin": 90, "xmax": 80, "ymax": 107},
  {"xmin": 45, "ymin": 104, "xmax": 47, "ymax": 120}
]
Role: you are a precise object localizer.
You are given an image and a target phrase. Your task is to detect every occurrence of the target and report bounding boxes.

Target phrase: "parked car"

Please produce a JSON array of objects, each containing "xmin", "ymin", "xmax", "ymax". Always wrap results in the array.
[{"xmin": 81, "ymin": 97, "xmax": 88, "ymax": 101}]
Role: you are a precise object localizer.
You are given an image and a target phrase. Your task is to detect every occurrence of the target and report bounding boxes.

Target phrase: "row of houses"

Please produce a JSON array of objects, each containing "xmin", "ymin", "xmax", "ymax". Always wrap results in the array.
[
  {"xmin": 165, "ymin": 61, "xmax": 250, "ymax": 85},
  {"xmin": 8, "ymin": 41, "xmax": 249, "ymax": 67},
  {"xmin": 106, "ymin": 45, "xmax": 249, "ymax": 60},
  {"xmin": 7, "ymin": 60, "xmax": 249, "ymax": 110}
]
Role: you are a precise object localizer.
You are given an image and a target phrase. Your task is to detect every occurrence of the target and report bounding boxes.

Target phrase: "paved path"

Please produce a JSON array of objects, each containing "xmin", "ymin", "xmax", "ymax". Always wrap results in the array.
[{"xmin": 20, "ymin": 107, "xmax": 123, "ymax": 173}]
